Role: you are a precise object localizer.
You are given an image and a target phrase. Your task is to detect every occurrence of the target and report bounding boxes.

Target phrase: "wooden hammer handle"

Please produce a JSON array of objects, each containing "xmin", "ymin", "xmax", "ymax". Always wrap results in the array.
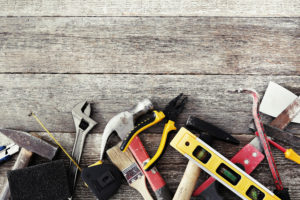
[
  {"xmin": 0, "ymin": 148, "xmax": 33, "ymax": 200},
  {"xmin": 173, "ymin": 161, "xmax": 201, "ymax": 200}
]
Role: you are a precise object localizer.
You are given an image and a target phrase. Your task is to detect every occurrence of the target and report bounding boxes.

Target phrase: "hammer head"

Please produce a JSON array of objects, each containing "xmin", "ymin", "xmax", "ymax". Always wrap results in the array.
[
  {"xmin": 186, "ymin": 116, "xmax": 240, "ymax": 145},
  {"xmin": 100, "ymin": 99, "xmax": 153, "ymax": 160},
  {"xmin": 0, "ymin": 129, "xmax": 58, "ymax": 160}
]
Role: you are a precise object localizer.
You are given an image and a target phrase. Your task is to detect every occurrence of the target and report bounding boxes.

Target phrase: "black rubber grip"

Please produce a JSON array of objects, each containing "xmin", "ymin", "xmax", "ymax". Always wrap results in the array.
[
  {"xmin": 120, "ymin": 112, "xmax": 157, "ymax": 151},
  {"xmin": 144, "ymin": 130, "xmax": 172, "ymax": 171},
  {"xmin": 274, "ymin": 188, "xmax": 291, "ymax": 200},
  {"xmin": 199, "ymin": 182, "xmax": 223, "ymax": 200},
  {"xmin": 154, "ymin": 185, "xmax": 173, "ymax": 200}
]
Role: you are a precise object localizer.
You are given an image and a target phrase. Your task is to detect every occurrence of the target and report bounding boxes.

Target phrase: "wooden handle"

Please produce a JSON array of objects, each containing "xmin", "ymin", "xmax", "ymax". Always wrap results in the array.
[
  {"xmin": 131, "ymin": 175, "xmax": 153, "ymax": 200},
  {"xmin": 107, "ymin": 143, "xmax": 153, "ymax": 200},
  {"xmin": 0, "ymin": 148, "xmax": 33, "ymax": 200},
  {"xmin": 129, "ymin": 137, "xmax": 171, "ymax": 200},
  {"xmin": 173, "ymin": 161, "xmax": 201, "ymax": 200}
]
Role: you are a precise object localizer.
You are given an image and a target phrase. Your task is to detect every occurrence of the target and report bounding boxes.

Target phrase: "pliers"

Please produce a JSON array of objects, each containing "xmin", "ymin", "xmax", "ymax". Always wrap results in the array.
[
  {"xmin": 0, "ymin": 143, "xmax": 20, "ymax": 164},
  {"xmin": 120, "ymin": 93, "xmax": 187, "ymax": 171}
]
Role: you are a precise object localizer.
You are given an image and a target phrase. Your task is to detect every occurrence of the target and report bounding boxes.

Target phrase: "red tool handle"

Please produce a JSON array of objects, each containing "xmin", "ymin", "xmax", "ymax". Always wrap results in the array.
[
  {"xmin": 129, "ymin": 136, "xmax": 172, "ymax": 200},
  {"xmin": 193, "ymin": 143, "xmax": 264, "ymax": 196},
  {"xmin": 254, "ymin": 132, "xmax": 286, "ymax": 153},
  {"xmin": 246, "ymin": 90, "xmax": 283, "ymax": 191}
]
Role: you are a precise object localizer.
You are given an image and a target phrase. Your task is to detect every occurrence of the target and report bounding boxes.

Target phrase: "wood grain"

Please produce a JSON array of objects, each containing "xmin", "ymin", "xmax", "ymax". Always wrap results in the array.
[
  {"xmin": 0, "ymin": 133, "xmax": 299, "ymax": 200},
  {"xmin": 0, "ymin": 0, "xmax": 299, "ymax": 17},
  {"xmin": 0, "ymin": 17, "xmax": 299, "ymax": 75},
  {"xmin": 0, "ymin": 74, "xmax": 299, "ymax": 134},
  {"xmin": 0, "ymin": 1, "xmax": 299, "ymax": 198}
]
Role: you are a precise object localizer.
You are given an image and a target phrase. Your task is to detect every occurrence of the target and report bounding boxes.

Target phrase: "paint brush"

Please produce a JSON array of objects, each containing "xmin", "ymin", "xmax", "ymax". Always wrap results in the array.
[{"xmin": 107, "ymin": 143, "xmax": 153, "ymax": 200}]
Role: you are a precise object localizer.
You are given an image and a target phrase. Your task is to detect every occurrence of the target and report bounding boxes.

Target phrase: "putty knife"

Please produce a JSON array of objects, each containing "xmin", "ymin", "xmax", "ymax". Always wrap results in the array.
[{"xmin": 260, "ymin": 81, "xmax": 300, "ymax": 123}]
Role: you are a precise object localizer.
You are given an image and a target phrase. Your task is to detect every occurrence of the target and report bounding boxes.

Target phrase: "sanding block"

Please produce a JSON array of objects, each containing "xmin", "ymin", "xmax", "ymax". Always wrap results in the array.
[
  {"xmin": 7, "ymin": 160, "xmax": 70, "ymax": 200},
  {"xmin": 81, "ymin": 163, "xmax": 122, "ymax": 200}
]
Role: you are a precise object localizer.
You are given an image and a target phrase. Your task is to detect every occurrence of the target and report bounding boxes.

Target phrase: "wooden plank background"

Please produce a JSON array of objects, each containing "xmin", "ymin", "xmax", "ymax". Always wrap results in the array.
[{"xmin": 0, "ymin": 1, "xmax": 299, "ymax": 199}]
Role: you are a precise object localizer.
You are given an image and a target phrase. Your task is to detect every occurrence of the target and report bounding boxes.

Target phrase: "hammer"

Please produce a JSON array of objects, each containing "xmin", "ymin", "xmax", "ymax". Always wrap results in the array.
[
  {"xmin": 99, "ymin": 99, "xmax": 172, "ymax": 200},
  {"xmin": 0, "ymin": 129, "xmax": 58, "ymax": 200},
  {"xmin": 173, "ymin": 116, "xmax": 240, "ymax": 200}
]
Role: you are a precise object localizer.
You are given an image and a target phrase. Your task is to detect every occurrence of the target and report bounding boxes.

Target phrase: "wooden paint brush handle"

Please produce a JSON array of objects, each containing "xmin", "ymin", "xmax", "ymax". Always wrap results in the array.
[
  {"xmin": 0, "ymin": 148, "xmax": 33, "ymax": 200},
  {"xmin": 129, "ymin": 136, "xmax": 172, "ymax": 200},
  {"xmin": 107, "ymin": 143, "xmax": 153, "ymax": 200},
  {"xmin": 131, "ymin": 176, "xmax": 153, "ymax": 200},
  {"xmin": 173, "ymin": 160, "xmax": 201, "ymax": 200}
]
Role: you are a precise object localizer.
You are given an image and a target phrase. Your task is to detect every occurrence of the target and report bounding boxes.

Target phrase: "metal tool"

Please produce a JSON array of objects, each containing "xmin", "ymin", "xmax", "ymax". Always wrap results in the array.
[
  {"xmin": 267, "ymin": 139, "xmax": 300, "ymax": 165},
  {"xmin": 99, "ymin": 99, "xmax": 172, "ymax": 200},
  {"xmin": 173, "ymin": 116, "xmax": 240, "ymax": 200},
  {"xmin": 194, "ymin": 137, "xmax": 265, "ymax": 199},
  {"xmin": 0, "ymin": 143, "xmax": 20, "ymax": 164},
  {"xmin": 270, "ymin": 96, "xmax": 300, "ymax": 130},
  {"xmin": 171, "ymin": 127, "xmax": 281, "ymax": 200},
  {"xmin": 257, "ymin": 132, "xmax": 300, "ymax": 164},
  {"xmin": 0, "ymin": 129, "xmax": 58, "ymax": 200},
  {"xmin": 238, "ymin": 89, "xmax": 291, "ymax": 199},
  {"xmin": 249, "ymin": 123, "xmax": 300, "ymax": 148},
  {"xmin": 100, "ymin": 99, "xmax": 153, "ymax": 160},
  {"xmin": 121, "ymin": 93, "xmax": 187, "ymax": 171},
  {"xmin": 248, "ymin": 125, "xmax": 300, "ymax": 164},
  {"xmin": 260, "ymin": 81, "xmax": 300, "ymax": 124},
  {"xmin": 69, "ymin": 101, "xmax": 97, "ymax": 196}
]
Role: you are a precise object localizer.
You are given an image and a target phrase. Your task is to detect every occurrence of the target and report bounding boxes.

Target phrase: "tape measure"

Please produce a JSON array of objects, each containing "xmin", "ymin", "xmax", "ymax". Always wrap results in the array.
[{"xmin": 170, "ymin": 127, "xmax": 281, "ymax": 200}]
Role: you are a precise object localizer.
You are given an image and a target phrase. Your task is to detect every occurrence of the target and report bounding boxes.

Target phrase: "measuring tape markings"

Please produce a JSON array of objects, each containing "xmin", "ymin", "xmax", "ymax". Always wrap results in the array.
[{"xmin": 171, "ymin": 127, "xmax": 281, "ymax": 200}]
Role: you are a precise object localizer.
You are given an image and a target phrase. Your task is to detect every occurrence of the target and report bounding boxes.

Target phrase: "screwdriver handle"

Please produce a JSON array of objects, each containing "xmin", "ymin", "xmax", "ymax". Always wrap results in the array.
[
  {"xmin": 285, "ymin": 149, "xmax": 300, "ymax": 164},
  {"xmin": 259, "ymin": 132, "xmax": 300, "ymax": 164}
]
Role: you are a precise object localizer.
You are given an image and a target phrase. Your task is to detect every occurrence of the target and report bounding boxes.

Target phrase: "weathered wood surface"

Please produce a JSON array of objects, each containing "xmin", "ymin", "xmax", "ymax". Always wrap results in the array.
[
  {"xmin": 0, "ymin": 74, "xmax": 299, "ymax": 198},
  {"xmin": 0, "ymin": 133, "xmax": 299, "ymax": 200},
  {"xmin": 0, "ymin": 74, "xmax": 299, "ymax": 134},
  {"xmin": 0, "ymin": 0, "xmax": 299, "ymax": 17},
  {"xmin": 0, "ymin": 0, "xmax": 299, "ymax": 198},
  {"xmin": 0, "ymin": 17, "xmax": 299, "ymax": 75}
]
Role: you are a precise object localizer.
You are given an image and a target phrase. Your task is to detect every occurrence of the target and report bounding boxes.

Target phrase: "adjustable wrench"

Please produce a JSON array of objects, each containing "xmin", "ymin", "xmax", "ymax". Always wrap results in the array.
[{"xmin": 69, "ymin": 101, "xmax": 97, "ymax": 197}]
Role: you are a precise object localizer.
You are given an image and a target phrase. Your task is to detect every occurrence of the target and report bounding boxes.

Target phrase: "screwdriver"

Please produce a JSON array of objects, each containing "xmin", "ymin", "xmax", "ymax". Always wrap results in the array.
[{"xmin": 254, "ymin": 131, "xmax": 300, "ymax": 164}]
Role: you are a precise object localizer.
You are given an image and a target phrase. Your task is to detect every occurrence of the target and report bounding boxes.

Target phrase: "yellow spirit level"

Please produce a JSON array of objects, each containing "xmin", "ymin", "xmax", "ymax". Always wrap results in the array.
[{"xmin": 170, "ymin": 127, "xmax": 281, "ymax": 200}]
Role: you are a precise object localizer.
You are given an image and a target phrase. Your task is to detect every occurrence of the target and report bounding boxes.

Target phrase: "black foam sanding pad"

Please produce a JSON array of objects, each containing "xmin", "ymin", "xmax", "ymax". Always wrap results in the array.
[{"xmin": 7, "ymin": 160, "xmax": 70, "ymax": 200}]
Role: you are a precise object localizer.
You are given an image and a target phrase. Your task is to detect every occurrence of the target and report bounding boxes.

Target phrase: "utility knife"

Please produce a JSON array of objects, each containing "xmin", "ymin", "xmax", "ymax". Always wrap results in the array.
[{"xmin": 0, "ymin": 143, "xmax": 20, "ymax": 164}]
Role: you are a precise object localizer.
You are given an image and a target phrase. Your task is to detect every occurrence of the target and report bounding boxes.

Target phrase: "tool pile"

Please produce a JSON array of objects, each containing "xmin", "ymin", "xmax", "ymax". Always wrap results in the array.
[{"xmin": 0, "ymin": 82, "xmax": 299, "ymax": 200}]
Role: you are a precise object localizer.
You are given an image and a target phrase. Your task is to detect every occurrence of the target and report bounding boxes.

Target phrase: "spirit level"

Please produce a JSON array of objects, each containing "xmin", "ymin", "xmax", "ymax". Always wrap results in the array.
[{"xmin": 170, "ymin": 127, "xmax": 281, "ymax": 200}]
